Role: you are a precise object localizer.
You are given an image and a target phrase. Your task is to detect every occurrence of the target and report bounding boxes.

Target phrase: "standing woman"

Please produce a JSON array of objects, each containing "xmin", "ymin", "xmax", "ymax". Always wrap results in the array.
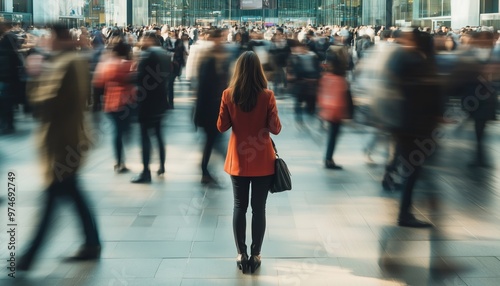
[{"xmin": 217, "ymin": 51, "xmax": 282, "ymax": 273}]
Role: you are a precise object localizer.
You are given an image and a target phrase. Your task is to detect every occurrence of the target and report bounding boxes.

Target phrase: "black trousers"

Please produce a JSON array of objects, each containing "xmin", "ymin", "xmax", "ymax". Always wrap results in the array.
[
  {"xmin": 201, "ymin": 125, "xmax": 225, "ymax": 177},
  {"xmin": 325, "ymin": 122, "xmax": 341, "ymax": 161},
  {"xmin": 108, "ymin": 110, "xmax": 131, "ymax": 165},
  {"xmin": 231, "ymin": 175, "xmax": 273, "ymax": 256},
  {"xmin": 474, "ymin": 118, "xmax": 487, "ymax": 163},
  {"xmin": 0, "ymin": 95, "xmax": 14, "ymax": 131},
  {"xmin": 22, "ymin": 175, "xmax": 100, "ymax": 262},
  {"xmin": 395, "ymin": 134, "xmax": 426, "ymax": 219},
  {"xmin": 139, "ymin": 119, "xmax": 166, "ymax": 172}
]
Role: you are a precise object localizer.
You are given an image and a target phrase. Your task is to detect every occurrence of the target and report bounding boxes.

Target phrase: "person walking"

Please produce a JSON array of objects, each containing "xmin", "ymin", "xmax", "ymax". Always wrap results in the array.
[
  {"xmin": 217, "ymin": 51, "xmax": 282, "ymax": 273},
  {"xmin": 18, "ymin": 23, "xmax": 101, "ymax": 270},
  {"xmin": 93, "ymin": 41, "xmax": 135, "ymax": 173},
  {"xmin": 317, "ymin": 51, "xmax": 349, "ymax": 169},
  {"xmin": 194, "ymin": 29, "xmax": 231, "ymax": 187},
  {"xmin": 131, "ymin": 31, "xmax": 171, "ymax": 183}
]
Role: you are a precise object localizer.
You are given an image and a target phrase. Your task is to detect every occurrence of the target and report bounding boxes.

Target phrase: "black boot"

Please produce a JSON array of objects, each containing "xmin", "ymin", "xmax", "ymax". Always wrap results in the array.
[{"xmin": 131, "ymin": 170, "xmax": 151, "ymax": 183}]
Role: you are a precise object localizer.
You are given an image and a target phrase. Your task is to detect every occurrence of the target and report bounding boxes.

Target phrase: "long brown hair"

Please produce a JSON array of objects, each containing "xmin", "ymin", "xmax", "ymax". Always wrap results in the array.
[{"xmin": 228, "ymin": 51, "xmax": 268, "ymax": 112}]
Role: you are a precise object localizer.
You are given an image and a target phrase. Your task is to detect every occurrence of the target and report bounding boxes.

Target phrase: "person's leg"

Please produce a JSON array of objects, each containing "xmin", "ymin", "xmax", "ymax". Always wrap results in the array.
[
  {"xmin": 201, "ymin": 126, "xmax": 218, "ymax": 178},
  {"xmin": 132, "ymin": 121, "xmax": 152, "ymax": 183},
  {"xmin": 474, "ymin": 119, "xmax": 487, "ymax": 164},
  {"xmin": 231, "ymin": 176, "xmax": 251, "ymax": 255},
  {"xmin": 153, "ymin": 120, "xmax": 166, "ymax": 173},
  {"xmin": 325, "ymin": 122, "xmax": 341, "ymax": 161},
  {"xmin": 67, "ymin": 176, "xmax": 100, "ymax": 248},
  {"xmin": 168, "ymin": 74, "xmax": 176, "ymax": 109},
  {"xmin": 249, "ymin": 175, "xmax": 273, "ymax": 256},
  {"xmin": 18, "ymin": 181, "xmax": 61, "ymax": 269},
  {"xmin": 325, "ymin": 122, "xmax": 342, "ymax": 169},
  {"xmin": 140, "ymin": 122, "xmax": 151, "ymax": 172},
  {"xmin": 109, "ymin": 112, "xmax": 123, "ymax": 166},
  {"xmin": 396, "ymin": 135, "xmax": 430, "ymax": 227}
]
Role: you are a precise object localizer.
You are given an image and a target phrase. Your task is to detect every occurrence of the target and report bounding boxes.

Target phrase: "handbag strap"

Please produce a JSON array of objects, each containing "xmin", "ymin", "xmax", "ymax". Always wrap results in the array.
[{"xmin": 271, "ymin": 138, "xmax": 279, "ymax": 158}]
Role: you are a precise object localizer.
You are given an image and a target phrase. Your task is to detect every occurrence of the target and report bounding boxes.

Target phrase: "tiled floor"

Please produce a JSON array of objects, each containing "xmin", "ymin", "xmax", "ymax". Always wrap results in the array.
[{"xmin": 1, "ymin": 80, "xmax": 500, "ymax": 285}]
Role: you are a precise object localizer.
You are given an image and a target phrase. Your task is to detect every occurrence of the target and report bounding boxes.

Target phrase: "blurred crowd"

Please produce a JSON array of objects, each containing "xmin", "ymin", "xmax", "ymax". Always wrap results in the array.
[{"xmin": 1, "ymin": 20, "xmax": 499, "ymax": 230}]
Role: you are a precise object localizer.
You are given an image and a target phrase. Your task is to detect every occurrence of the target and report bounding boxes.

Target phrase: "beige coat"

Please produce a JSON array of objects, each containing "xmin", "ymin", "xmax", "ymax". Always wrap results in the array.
[{"xmin": 28, "ymin": 51, "xmax": 91, "ymax": 186}]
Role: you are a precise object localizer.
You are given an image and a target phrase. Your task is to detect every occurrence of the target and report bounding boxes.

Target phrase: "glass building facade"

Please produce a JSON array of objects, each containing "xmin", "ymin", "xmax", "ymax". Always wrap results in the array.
[
  {"xmin": 143, "ymin": 0, "xmax": 361, "ymax": 27},
  {"xmin": 4, "ymin": 0, "xmax": 500, "ymax": 30},
  {"xmin": 0, "ymin": 0, "xmax": 33, "ymax": 25}
]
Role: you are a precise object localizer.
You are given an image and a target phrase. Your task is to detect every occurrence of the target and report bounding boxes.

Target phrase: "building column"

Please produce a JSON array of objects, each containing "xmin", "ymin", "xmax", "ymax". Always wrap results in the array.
[
  {"xmin": 5, "ymin": 0, "xmax": 13, "ymax": 12},
  {"xmin": 127, "ymin": 0, "xmax": 132, "ymax": 25},
  {"xmin": 386, "ymin": 0, "xmax": 393, "ymax": 27},
  {"xmin": 451, "ymin": 0, "xmax": 480, "ymax": 29}
]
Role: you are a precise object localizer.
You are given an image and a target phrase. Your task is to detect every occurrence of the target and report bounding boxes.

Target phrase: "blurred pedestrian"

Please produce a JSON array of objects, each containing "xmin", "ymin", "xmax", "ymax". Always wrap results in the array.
[
  {"xmin": 19, "ymin": 23, "xmax": 101, "ymax": 270},
  {"xmin": 381, "ymin": 29, "xmax": 442, "ymax": 227},
  {"xmin": 130, "ymin": 31, "xmax": 171, "ymax": 183},
  {"xmin": 287, "ymin": 42, "xmax": 321, "ymax": 123},
  {"xmin": 217, "ymin": 51, "xmax": 282, "ymax": 273},
  {"xmin": 93, "ymin": 41, "xmax": 135, "ymax": 173},
  {"xmin": 317, "ymin": 51, "xmax": 349, "ymax": 169},
  {"xmin": 0, "ymin": 21, "xmax": 25, "ymax": 134},
  {"xmin": 452, "ymin": 31, "xmax": 499, "ymax": 167},
  {"xmin": 194, "ymin": 29, "xmax": 231, "ymax": 187}
]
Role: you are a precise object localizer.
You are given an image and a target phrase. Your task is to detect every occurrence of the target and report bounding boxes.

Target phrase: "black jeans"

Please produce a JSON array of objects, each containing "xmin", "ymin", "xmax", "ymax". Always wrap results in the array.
[
  {"xmin": 22, "ymin": 175, "xmax": 100, "ymax": 262},
  {"xmin": 139, "ymin": 119, "xmax": 166, "ymax": 172},
  {"xmin": 201, "ymin": 125, "xmax": 225, "ymax": 177},
  {"xmin": 474, "ymin": 118, "xmax": 487, "ymax": 163},
  {"xmin": 0, "ymin": 95, "xmax": 14, "ymax": 131},
  {"xmin": 231, "ymin": 175, "xmax": 273, "ymax": 256},
  {"xmin": 325, "ymin": 122, "xmax": 341, "ymax": 161},
  {"xmin": 168, "ymin": 74, "xmax": 177, "ymax": 109},
  {"xmin": 108, "ymin": 110, "xmax": 131, "ymax": 165},
  {"xmin": 395, "ymin": 134, "xmax": 426, "ymax": 219}
]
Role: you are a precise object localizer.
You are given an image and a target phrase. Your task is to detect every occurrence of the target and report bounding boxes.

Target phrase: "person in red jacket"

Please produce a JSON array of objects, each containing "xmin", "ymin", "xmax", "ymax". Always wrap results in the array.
[
  {"xmin": 217, "ymin": 51, "xmax": 282, "ymax": 274},
  {"xmin": 93, "ymin": 41, "xmax": 135, "ymax": 173},
  {"xmin": 317, "ymin": 51, "xmax": 349, "ymax": 169}
]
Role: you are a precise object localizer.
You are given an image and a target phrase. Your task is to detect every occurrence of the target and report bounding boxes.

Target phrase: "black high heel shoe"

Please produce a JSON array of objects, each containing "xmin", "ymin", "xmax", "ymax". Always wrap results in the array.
[
  {"xmin": 236, "ymin": 253, "xmax": 249, "ymax": 273},
  {"xmin": 249, "ymin": 255, "xmax": 261, "ymax": 273}
]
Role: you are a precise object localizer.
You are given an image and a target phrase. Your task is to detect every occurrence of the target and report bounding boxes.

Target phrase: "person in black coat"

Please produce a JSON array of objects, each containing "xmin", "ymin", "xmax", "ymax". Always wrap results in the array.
[
  {"xmin": 164, "ymin": 30, "xmax": 186, "ymax": 109},
  {"xmin": 0, "ymin": 21, "xmax": 24, "ymax": 134},
  {"xmin": 194, "ymin": 29, "xmax": 231, "ymax": 187},
  {"xmin": 452, "ymin": 31, "xmax": 498, "ymax": 167},
  {"xmin": 131, "ymin": 31, "xmax": 172, "ymax": 183}
]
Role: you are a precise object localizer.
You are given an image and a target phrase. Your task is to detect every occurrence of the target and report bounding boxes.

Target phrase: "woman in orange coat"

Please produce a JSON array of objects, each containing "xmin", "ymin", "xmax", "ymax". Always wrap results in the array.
[
  {"xmin": 317, "ymin": 51, "xmax": 349, "ymax": 169},
  {"xmin": 217, "ymin": 51, "xmax": 282, "ymax": 274}
]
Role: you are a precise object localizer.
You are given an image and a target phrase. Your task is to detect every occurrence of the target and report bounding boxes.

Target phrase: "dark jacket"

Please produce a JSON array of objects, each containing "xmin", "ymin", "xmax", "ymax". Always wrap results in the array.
[
  {"xmin": 386, "ymin": 47, "xmax": 442, "ymax": 135},
  {"xmin": 136, "ymin": 46, "xmax": 172, "ymax": 122},
  {"xmin": 164, "ymin": 38, "xmax": 185, "ymax": 76},
  {"xmin": 194, "ymin": 49, "xmax": 231, "ymax": 129},
  {"xmin": 452, "ymin": 49, "xmax": 498, "ymax": 121},
  {"xmin": 0, "ymin": 32, "xmax": 24, "ymax": 99}
]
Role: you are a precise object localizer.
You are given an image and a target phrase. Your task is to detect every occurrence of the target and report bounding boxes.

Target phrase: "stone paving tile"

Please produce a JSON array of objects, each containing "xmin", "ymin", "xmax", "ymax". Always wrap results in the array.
[{"xmin": 1, "ymin": 83, "xmax": 500, "ymax": 285}]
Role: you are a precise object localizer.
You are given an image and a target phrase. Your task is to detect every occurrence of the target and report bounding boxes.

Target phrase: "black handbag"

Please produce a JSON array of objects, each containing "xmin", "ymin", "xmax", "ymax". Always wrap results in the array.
[{"xmin": 270, "ymin": 139, "xmax": 292, "ymax": 193}]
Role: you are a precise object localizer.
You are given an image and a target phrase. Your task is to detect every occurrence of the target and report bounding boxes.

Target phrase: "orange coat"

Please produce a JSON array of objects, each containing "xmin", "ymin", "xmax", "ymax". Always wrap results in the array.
[
  {"xmin": 217, "ymin": 89, "xmax": 282, "ymax": 177},
  {"xmin": 317, "ymin": 73, "xmax": 348, "ymax": 122}
]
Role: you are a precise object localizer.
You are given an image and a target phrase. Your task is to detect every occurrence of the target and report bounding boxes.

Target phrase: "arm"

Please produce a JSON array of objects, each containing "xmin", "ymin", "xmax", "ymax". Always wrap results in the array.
[
  {"xmin": 217, "ymin": 90, "xmax": 232, "ymax": 132},
  {"xmin": 267, "ymin": 90, "xmax": 282, "ymax": 135}
]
